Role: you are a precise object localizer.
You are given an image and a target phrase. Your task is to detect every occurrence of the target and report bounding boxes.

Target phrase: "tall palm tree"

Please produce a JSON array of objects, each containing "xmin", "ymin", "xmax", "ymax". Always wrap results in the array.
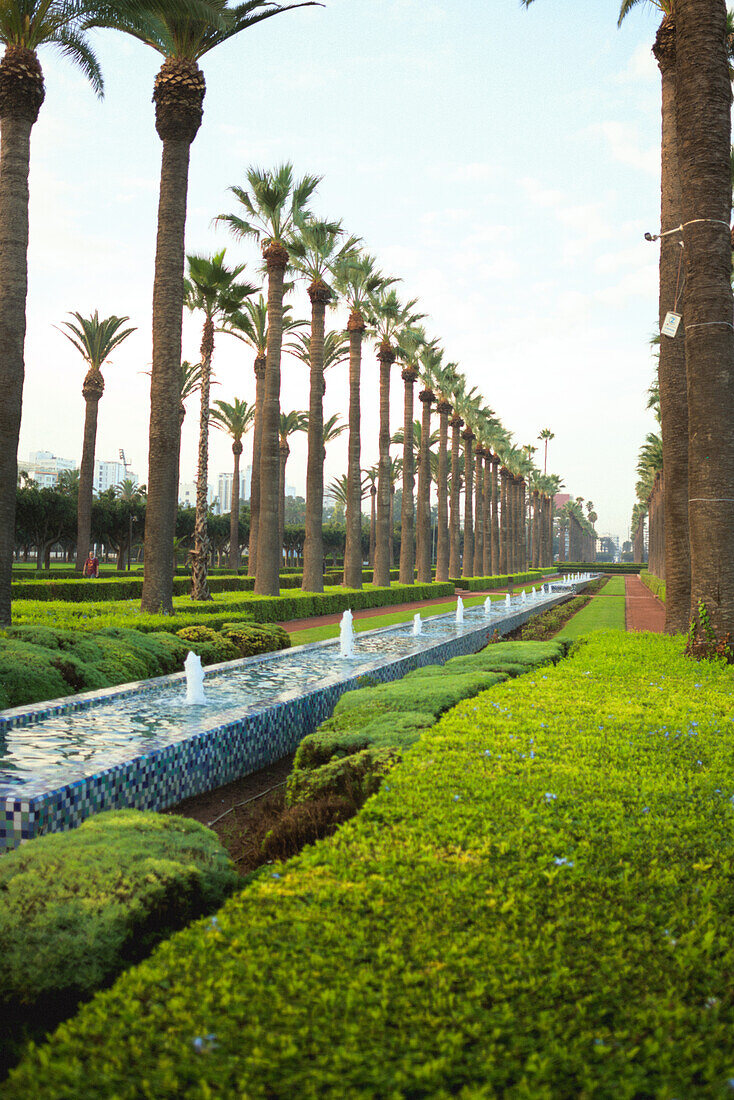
[
  {"xmin": 674, "ymin": 0, "xmax": 734, "ymax": 634},
  {"xmin": 218, "ymin": 163, "xmax": 320, "ymax": 596},
  {"xmin": 616, "ymin": 0, "xmax": 691, "ymax": 633},
  {"xmin": 115, "ymin": 477, "xmax": 145, "ymax": 502},
  {"xmin": 432, "ymin": 359, "xmax": 459, "ymax": 582},
  {"xmin": 394, "ymin": 326, "xmax": 425, "ymax": 585},
  {"xmin": 209, "ymin": 397, "xmax": 255, "ymax": 570},
  {"xmin": 0, "ymin": 0, "xmax": 106, "ymax": 623},
  {"xmin": 184, "ymin": 250, "xmax": 255, "ymax": 599},
  {"xmin": 455, "ymin": 389, "xmax": 483, "ymax": 578},
  {"xmin": 58, "ymin": 310, "xmax": 135, "ymax": 573},
  {"xmin": 278, "ymin": 409, "xmax": 308, "ymax": 565},
  {"xmin": 447, "ymin": 373, "xmax": 475, "ymax": 578},
  {"xmin": 221, "ymin": 295, "xmax": 303, "ymax": 577},
  {"xmin": 538, "ymin": 427, "xmax": 554, "ymax": 475},
  {"xmin": 366, "ymin": 288, "xmax": 423, "ymax": 588},
  {"xmin": 332, "ymin": 253, "xmax": 389, "ymax": 589},
  {"xmin": 116, "ymin": 3, "xmax": 315, "ymax": 614},
  {"xmin": 364, "ymin": 464, "xmax": 378, "ymax": 568},
  {"xmin": 288, "ymin": 218, "xmax": 358, "ymax": 592},
  {"xmin": 416, "ymin": 340, "xmax": 441, "ymax": 583}
]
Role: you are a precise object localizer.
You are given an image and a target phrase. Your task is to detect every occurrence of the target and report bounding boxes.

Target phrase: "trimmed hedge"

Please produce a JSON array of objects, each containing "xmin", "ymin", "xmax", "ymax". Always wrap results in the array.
[
  {"xmin": 12, "ymin": 634, "xmax": 734, "ymax": 1096},
  {"xmin": 0, "ymin": 811, "xmax": 238, "ymax": 1074},
  {"xmin": 641, "ymin": 570, "xmax": 666, "ymax": 602},
  {"xmin": 287, "ymin": 639, "xmax": 567, "ymax": 808},
  {"xmin": 562, "ymin": 562, "xmax": 642, "ymax": 574},
  {"xmin": 0, "ymin": 622, "xmax": 290, "ymax": 709},
  {"xmin": 449, "ymin": 569, "xmax": 547, "ymax": 591},
  {"xmin": 10, "ymin": 582, "xmax": 455, "ymax": 635}
]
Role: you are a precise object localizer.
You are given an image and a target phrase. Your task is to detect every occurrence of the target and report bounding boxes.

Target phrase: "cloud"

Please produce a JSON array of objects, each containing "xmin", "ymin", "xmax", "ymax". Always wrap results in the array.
[
  {"xmin": 590, "ymin": 120, "xmax": 659, "ymax": 177},
  {"xmin": 617, "ymin": 43, "xmax": 658, "ymax": 85}
]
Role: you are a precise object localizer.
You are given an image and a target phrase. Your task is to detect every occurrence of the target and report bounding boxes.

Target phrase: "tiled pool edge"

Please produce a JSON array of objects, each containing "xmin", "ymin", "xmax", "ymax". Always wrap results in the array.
[{"xmin": 1, "ymin": 587, "xmax": 587, "ymax": 852}]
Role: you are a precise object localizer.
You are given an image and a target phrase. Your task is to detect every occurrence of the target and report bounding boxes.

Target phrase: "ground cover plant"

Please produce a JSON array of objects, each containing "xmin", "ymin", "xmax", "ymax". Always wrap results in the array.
[
  {"xmin": 0, "ymin": 812, "xmax": 238, "ymax": 1076},
  {"xmin": 0, "ymin": 622, "xmax": 289, "ymax": 709},
  {"xmin": 9, "ymin": 632, "xmax": 734, "ymax": 1096}
]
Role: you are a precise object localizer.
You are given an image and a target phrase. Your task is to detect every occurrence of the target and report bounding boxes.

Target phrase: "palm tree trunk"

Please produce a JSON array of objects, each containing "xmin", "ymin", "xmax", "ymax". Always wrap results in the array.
[
  {"xmin": 499, "ymin": 469, "xmax": 508, "ymax": 575},
  {"xmin": 141, "ymin": 60, "xmax": 204, "ymax": 614},
  {"xmin": 436, "ymin": 401, "xmax": 451, "ymax": 582},
  {"xmin": 472, "ymin": 447, "xmax": 484, "ymax": 576},
  {"xmin": 389, "ymin": 485, "xmax": 395, "ymax": 568},
  {"xmin": 490, "ymin": 455, "xmax": 500, "ymax": 575},
  {"xmin": 343, "ymin": 312, "xmax": 364, "ymax": 589},
  {"xmin": 302, "ymin": 282, "xmax": 329, "ymax": 592},
  {"xmin": 448, "ymin": 416, "xmax": 463, "ymax": 578},
  {"xmin": 374, "ymin": 341, "xmax": 395, "ymax": 587},
  {"xmin": 462, "ymin": 429, "xmax": 474, "ymax": 578},
  {"xmin": 229, "ymin": 440, "xmax": 242, "ymax": 570},
  {"xmin": 369, "ymin": 486, "xmax": 376, "ymax": 569},
  {"xmin": 279, "ymin": 439, "xmax": 289, "ymax": 566},
  {"xmin": 248, "ymin": 353, "xmax": 266, "ymax": 576},
  {"xmin": 417, "ymin": 390, "xmax": 433, "ymax": 583},
  {"xmin": 531, "ymin": 491, "xmax": 539, "ymax": 568},
  {"xmin": 519, "ymin": 480, "xmax": 527, "ymax": 571},
  {"xmin": 76, "ymin": 377, "xmax": 103, "ymax": 571},
  {"xmin": 192, "ymin": 319, "xmax": 213, "ymax": 602},
  {"xmin": 399, "ymin": 367, "xmax": 417, "ymax": 584},
  {"xmin": 255, "ymin": 243, "xmax": 288, "ymax": 596},
  {"xmin": 650, "ymin": 16, "xmax": 691, "ymax": 632},
  {"xmin": 0, "ymin": 51, "xmax": 43, "ymax": 624},
  {"xmin": 482, "ymin": 453, "xmax": 491, "ymax": 576}
]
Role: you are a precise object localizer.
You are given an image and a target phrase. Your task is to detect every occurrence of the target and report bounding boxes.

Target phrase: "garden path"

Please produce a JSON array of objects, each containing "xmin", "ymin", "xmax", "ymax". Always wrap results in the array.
[{"xmin": 625, "ymin": 574, "xmax": 665, "ymax": 633}]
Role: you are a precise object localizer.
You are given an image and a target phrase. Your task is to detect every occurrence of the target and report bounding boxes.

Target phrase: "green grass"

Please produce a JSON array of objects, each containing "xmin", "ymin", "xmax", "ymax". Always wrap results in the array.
[
  {"xmin": 288, "ymin": 583, "xmax": 548, "ymax": 645},
  {"xmin": 555, "ymin": 592, "xmax": 626, "ymax": 639},
  {"xmin": 599, "ymin": 575, "xmax": 626, "ymax": 596},
  {"xmin": 12, "ymin": 633, "xmax": 734, "ymax": 1096}
]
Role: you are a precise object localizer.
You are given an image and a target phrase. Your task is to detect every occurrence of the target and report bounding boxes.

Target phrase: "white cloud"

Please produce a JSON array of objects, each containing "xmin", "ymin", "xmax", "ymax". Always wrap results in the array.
[{"xmin": 591, "ymin": 120, "xmax": 659, "ymax": 177}]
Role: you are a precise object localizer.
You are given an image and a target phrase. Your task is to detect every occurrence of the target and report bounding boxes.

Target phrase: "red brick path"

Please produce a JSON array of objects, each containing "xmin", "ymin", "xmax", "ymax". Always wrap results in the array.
[{"xmin": 625, "ymin": 575, "xmax": 665, "ymax": 634}]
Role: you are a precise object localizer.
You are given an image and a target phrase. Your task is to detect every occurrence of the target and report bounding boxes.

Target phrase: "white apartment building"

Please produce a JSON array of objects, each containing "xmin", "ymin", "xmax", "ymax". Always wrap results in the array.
[
  {"xmin": 179, "ymin": 482, "xmax": 215, "ymax": 509},
  {"xmin": 23, "ymin": 451, "xmax": 77, "ymax": 488},
  {"xmin": 95, "ymin": 459, "xmax": 136, "ymax": 494},
  {"xmin": 217, "ymin": 471, "xmax": 249, "ymax": 514}
]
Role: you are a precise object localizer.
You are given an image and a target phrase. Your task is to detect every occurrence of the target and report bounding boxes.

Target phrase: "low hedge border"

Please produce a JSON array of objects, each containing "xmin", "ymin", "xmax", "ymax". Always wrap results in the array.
[
  {"xmin": 0, "ymin": 811, "xmax": 238, "ymax": 1076},
  {"xmin": 10, "ymin": 582, "xmax": 456, "ymax": 635},
  {"xmin": 450, "ymin": 570, "xmax": 547, "ymax": 591},
  {"xmin": 641, "ymin": 570, "xmax": 666, "ymax": 602},
  {"xmin": 10, "ymin": 633, "xmax": 734, "ymax": 1096},
  {"xmin": 562, "ymin": 562, "xmax": 642, "ymax": 574}
]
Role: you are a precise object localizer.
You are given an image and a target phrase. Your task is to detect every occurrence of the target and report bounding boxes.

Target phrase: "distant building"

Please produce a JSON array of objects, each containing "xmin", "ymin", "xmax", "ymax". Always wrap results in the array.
[
  {"xmin": 95, "ymin": 459, "xmax": 137, "ymax": 494},
  {"xmin": 553, "ymin": 493, "xmax": 570, "ymax": 511},
  {"xmin": 23, "ymin": 450, "xmax": 77, "ymax": 488},
  {"xmin": 217, "ymin": 471, "xmax": 248, "ymax": 514},
  {"xmin": 179, "ymin": 482, "xmax": 214, "ymax": 509}
]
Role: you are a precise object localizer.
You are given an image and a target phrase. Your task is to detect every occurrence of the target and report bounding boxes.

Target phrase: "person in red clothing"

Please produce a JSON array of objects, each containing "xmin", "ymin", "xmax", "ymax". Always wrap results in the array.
[{"xmin": 83, "ymin": 553, "xmax": 99, "ymax": 578}]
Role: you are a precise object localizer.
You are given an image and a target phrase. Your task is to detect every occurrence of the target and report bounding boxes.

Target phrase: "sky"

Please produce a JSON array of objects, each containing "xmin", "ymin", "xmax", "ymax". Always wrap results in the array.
[{"xmin": 18, "ymin": 0, "xmax": 665, "ymax": 543}]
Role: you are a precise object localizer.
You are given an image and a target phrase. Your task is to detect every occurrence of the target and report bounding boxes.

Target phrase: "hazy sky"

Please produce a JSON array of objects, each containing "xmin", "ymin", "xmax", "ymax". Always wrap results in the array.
[{"xmin": 19, "ymin": 0, "xmax": 663, "ymax": 542}]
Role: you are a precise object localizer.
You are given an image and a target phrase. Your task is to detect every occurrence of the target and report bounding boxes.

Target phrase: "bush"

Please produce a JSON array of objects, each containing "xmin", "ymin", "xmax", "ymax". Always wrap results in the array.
[
  {"xmin": 220, "ymin": 622, "xmax": 290, "ymax": 656},
  {"xmin": 449, "ymin": 570, "xmax": 545, "ymax": 591},
  {"xmin": 641, "ymin": 570, "xmax": 666, "ymax": 602},
  {"xmin": 174, "ymin": 626, "xmax": 240, "ymax": 666},
  {"xmin": 562, "ymin": 562, "xmax": 642, "ymax": 574},
  {"xmin": 0, "ymin": 811, "xmax": 238, "ymax": 1075}
]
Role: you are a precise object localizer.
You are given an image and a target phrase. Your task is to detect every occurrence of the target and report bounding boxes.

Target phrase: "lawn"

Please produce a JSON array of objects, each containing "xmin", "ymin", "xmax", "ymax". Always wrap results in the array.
[{"xmin": 555, "ymin": 574, "xmax": 626, "ymax": 639}]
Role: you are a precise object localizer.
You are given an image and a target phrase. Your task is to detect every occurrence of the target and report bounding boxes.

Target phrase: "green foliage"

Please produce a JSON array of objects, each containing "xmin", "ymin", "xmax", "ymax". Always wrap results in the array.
[
  {"xmin": 220, "ymin": 622, "xmax": 290, "ymax": 656},
  {"xmin": 563, "ymin": 562, "xmax": 642, "ymax": 574},
  {"xmin": 448, "ymin": 570, "xmax": 545, "ymax": 591},
  {"xmin": 555, "ymin": 592, "xmax": 626, "ymax": 640},
  {"xmin": 0, "ymin": 812, "xmax": 237, "ymax": 1073},
  {"xmin": 174, "ymin": 626, "xmax": 240, "ymax": 666},
  {"xmin": 287, "ymin": 747, "xmax": 400, "ymax": 806},
  {"xmin": 641, "ymin": 570, "xmax": 667, "ymax": 602}
]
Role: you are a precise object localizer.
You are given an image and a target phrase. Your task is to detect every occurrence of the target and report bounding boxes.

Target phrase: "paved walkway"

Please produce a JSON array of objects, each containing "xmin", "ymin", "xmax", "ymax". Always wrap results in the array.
[
  {"xmin": 625, "ymin": 574, "xmax": 665, "ymax": 633},
  {"xmin": 279, "ymin": 575, "xmax": 559, "ymax": 634}
]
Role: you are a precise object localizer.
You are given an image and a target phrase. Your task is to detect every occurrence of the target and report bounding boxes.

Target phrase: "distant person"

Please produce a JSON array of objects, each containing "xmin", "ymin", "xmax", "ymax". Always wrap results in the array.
[{"xmin": 83, "ymin": 553, "xmax": 99, "ymax": 579}]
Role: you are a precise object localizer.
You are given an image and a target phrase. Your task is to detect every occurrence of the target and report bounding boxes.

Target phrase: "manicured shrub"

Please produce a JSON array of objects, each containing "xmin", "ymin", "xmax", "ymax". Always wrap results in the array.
[
  {"xmin": 220, "ymin": 622, "xmax": 290, "ymax": 656},
  {"xmin": 0, "ymin": 811, "xmax": 238, "ymax": 1075},
  {"xmin": 174, "ymin": 626, "xmax": 240, "ymax": 666},
  {"xmin": 641, "ymin": 570, "xmax": 666, "ymax": 602},
  {"xmin": 448, "ymin": 570, "xmax": 545, "ymax": 591},
  {"xmin": 287, "ymin": 746, "xmax": 400, "ymax": 806},
  {"xmin": 0, "ymin": 639, "xmax": 71, "ymax": 708}
]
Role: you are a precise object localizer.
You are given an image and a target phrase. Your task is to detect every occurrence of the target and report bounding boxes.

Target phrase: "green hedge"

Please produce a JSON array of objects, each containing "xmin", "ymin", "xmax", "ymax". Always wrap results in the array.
[
  {"xmin": 449, "ymin": 570, "xmax": 546, "ymax": 591},
  {"xmin": 562, "ymin": 562, "xmax": 642, "ymax": 574},
  {"xmin": 0, "ymin": 622, "xmax": 290, "ymax": 709},
  {"xmin": 10, "ymin": 582, "xmax": 455, "ymax": 636},
  {"xmin": 0, "ymin": 811, "xmax": 238, "ymax": 1074},
  {"xmin": 11, "ymin": 633, "xmax": 734, "ymax": 1096},
  {"xmin": 641, "ymin": 570, "xmax": 666, "ymax": 602}
]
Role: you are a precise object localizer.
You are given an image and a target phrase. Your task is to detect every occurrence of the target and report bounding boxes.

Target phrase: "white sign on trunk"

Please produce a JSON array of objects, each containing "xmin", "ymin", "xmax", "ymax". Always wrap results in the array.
[{"xmin": 661, "ymin": 311, "xmax": 682, "ymax": 338}]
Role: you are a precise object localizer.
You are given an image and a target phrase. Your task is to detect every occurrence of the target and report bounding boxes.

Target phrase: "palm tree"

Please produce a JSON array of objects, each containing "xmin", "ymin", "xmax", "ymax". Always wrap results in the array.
[
  {"xmin": 278, "ymin": 409, "xmax": 308, "ymax": 565},
  {"xmin": 115, "ymin": 477, "xmax": 145, "ymax": 502},
  {"xmin": 538, "ymin": 428, "xmax": 554, "ymax": 475},
  {"xmin": 455, "ymin": 389, "xmax": 483, "ymax": 578},
  {"xmin": 209, "ymin": 397, "xmax": 255, "ymax": 570},
  {"xmin": 394, "ymin": 326, "xmax": 425, "ymax": 585},
  {"xmin": 0, "ymin": 0, "xmax": 106, "ymax": 623},
  {"xmin": 387, "ymin": 454, "xmax": 402, "ymax": 569},
  {"xmin": 332, "ymin": 253, "xmax": 389, "ymax": 589},
  {"xmin": 117, "ymin": 3, "xmax": 315, "ymax": 614},
  {"xmin": 416, "ymin": 341, "xmax": 441, "ymax": 583},
  {"xmin": 673, "ymin": 0, "xmax": 734, "ymax": 634},
  {"xmin": 58, "ymin": 310, "xmax": 135, "ymax": 573},
  {"xmin": 288, "ymin": 218, "xmax": 358, "ymax": 592},
  {"xmin": 221, "ymin": 295, "xmax": 303, "ymax": 577},
  {"xmin": 432, "ymin": 359, "xmax": 459, "ymax": 582},
  {"xmin": 218, "ymin": 163, "xmax": 320, "ymax": 596},
  {"xmin": 184, "ymin": 250, "xmax": 255, "ymax": 600},
  {"xmin": 367, "ymin": 289, "xmax": 424, "ymax": 588},
  {"xmin": 364, "ymin": 464, "xmax": 378, "ymax": 568},
  {"xmin": 447, "ymin": 373, "xmax": 475, "ymax": 578}
]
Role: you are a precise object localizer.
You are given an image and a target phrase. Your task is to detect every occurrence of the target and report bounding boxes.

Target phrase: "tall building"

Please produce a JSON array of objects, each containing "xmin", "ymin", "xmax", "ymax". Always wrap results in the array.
[
  {"xmin": 179, "ymin": 482, "xmax": 214, "ymax": 509},
  {"xmin": 23, "ymin": 450, "xmax": 77, "ymax": 488},
  {"xmin": 217, "ymin": 471, "xmax": 248, "ymax": 514},
  {"xmin": 95, "ymin": 459, "xmax": 136, "ymax": 494}
]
